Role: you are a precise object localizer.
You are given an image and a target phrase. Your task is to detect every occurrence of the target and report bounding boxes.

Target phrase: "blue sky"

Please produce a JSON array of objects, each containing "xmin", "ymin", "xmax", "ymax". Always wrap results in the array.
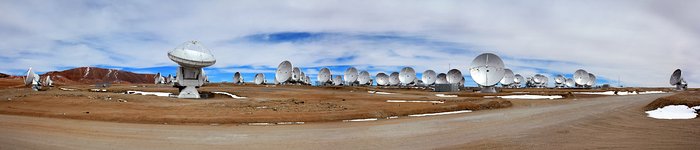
[{"xmin": 0, "ymin": 0, "xmax": 698, "ymax": 87}]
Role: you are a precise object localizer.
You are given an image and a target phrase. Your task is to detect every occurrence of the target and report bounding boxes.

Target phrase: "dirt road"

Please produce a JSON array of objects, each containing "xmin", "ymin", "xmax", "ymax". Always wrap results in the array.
[{"xmin": 1, "ymin": 93, "xmax": 698, "ymax": 149}]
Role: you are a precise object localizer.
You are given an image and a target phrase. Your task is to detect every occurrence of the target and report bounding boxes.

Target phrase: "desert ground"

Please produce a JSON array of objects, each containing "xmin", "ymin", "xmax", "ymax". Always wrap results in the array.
[{"xmin": 0, "ymin": 80, "xmax": 698, "ymax": 149}]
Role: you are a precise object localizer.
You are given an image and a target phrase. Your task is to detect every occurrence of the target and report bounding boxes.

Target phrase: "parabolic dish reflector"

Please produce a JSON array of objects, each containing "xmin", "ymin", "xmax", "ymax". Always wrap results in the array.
[
  {"xmin": 358, "ymin": 71, "xmax": 371, "ymax": 85},
  {"xmin": 389, "ymin": 72, "xmax": 400, "ymax": 86},
  {"xmin": 318, "ymin": 68, "xmax": 331, "ymax": 83},
  {"xmin": 333, "ymin": 75, "xmax": 343, "ymax": 86},
  {"xmin": 24, "ymin": 68, "xmax": 35, "ymax": 85},
  {"xmin": 500, "ymin": 69, "xmax": 515, "ymax": 85},
  {"xmin": 292, "ymin": 67, "xmax": 301, "ymax": 81},
  {"xmin": 422, "ymin": 70, "xmax": 437, "ymax": 85},
  {"xmin": 565, "ymin": 78, "xmax": 575, "ymax": 87},
  {"xmin": 376, "ymin": 73, "xmax": 389, "ymax": 86},
  {"xmin": 446, "ymin": 69, "xmax": 463, "ymax": 84},
  {"xmin": 399, "ymin": 67, "xmax": 416, "ymax": 85},
  {"xmin": 533, "ymin": 74, "xmax": 545, "ymax": 84},
  {"xmin": 254, "ymin": 73, "xmax": 265, "ymax": 85},
  {"xmin": 344, "ymin": 67, "xmax": 359, "ymax": 83},
  {"xmin": 554, "ymin": 75, "xmax": 565, "ymax": 84},
  {"xmin": 573, "ymin": 69, "xmax": 589, "ymax": 85},
  {"xmin": 586, "ymin": 73, "xmax": 596, "ymax": 86},
  {"xmin": 233, "ymin": 72, "xmax": 243, "ymax": 83},
  {"xmin": 436, "ymin": 73, "xmax": 448, "ymax": 84},
  {"xmin": 469, "ymin": 53, "xmax": 506, "ymax": 86},
  {"xmin": 514, "ymin": 74, "xmax": 524, "ymax": 84},
  {"xmin": 670, "ymin": 69, "xmax": 682, "ymax": 85},
  {"xmin": 168, "ymin": 41, "xmax": 216, "ymax": 68},
  {"xmin": 276, "ymin": 61, "xmax": 293, "ymax": 83}
]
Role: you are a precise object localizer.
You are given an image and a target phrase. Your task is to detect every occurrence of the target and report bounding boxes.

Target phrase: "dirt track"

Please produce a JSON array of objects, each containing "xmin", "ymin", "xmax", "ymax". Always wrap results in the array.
[{"xmin": 1, "ymin": 93, "xmax": 697, "ymax": 149}]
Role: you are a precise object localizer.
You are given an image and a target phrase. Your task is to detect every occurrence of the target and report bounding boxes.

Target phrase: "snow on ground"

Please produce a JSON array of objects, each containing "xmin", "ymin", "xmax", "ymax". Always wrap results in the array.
[
  {"xmin": 408, "ymin": 110, "xmax": 473, "ymax": 117},
  {"xmin": 646, "ymin": 105, "xmax": 699, "ymax": 119},
  {"xmin": 126, "ymin": 91, "xmax": 172, "ymax": 97},
  {"xmin": 368, "ymin": 91, "xmax": 394, "ymax": 95},
  {"xmin": 343, "ymin": 118, "xmax": 378, "ymax": 122},
  {"xmin": 435, "ymin": 94, "xmax": 458, "ymax": 98},
  {"xmin": 575, "ymin": 91, "xmax": 639, "ymax": 95},
  {"xmin": 386, "ymin": 100, "xmax": 445, "ymax": 104},
  {"xmin": 212, "ymin": 91, "xmax": 247, "ymax": 99},
  {"xmin": 497, "ymin": 95, "xmax": 563, "ymax": 100},
  {"xmin": 639, "ymin": 91, "xmax": 667, "ymax": 94}
]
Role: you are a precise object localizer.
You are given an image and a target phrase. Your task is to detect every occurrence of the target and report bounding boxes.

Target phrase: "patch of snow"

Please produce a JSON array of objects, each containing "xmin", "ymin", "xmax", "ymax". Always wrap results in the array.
[
  {"xmin": 248, "ymin": 123, "xmax": 274, "ymax": 126},
  {"xmin": 386, "ymin": 100, "xmax": 444, "ymax": 104},
  {"xmin": 368, "ymin": 91, "xmax": 394, "ymax": 94},
  {"xmin": 386, "ymin": 116, "xmax": 399, "ymax": 119},
  {"xmin": 497, "ymin": 95, "xmax": 563, "ymax": 100},
  {"xmin": 575, "ymin": 91, "xmax": 640, "ymax": 95},
  {"xmin": 409, "ymin": 110, "xmax": 473, "ymax": 117},
  {"xmin": 435, "ymin": 94, "xmax": 458, "ymax": 98},
  {"xmin": 276, "ymin": 122, "xmax": 304, "ymax": 125},
  {"xmin": 59, "ymin": 88, "xmax": 76, "ymax": 91},
  {"xmin": 645, "ymin": 105, "xmax": 698, "ymax": 119},
  {"xmin": 126, "ymin": 91, "xmax": 172, "ymax": 97},
  {"xmin": 212, "ymin": 91, "xmax": 247, "ymax": 99},
  {"xmin": 343, "ymin": 118, "xmax": 378, "ymax": 122},
  {"xmin": 84, "ymin": 67, "xmax": 90, "ymax": 78},
  {"xmin": 639, "ymin": 91, "xmax": 667, "ymax": 94}
]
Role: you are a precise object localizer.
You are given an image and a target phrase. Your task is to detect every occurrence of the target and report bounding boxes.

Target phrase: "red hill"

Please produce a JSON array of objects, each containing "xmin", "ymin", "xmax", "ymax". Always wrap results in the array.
[{"xmin": 43, "ymin": 67, "xmax": 157, "ymax": 84}]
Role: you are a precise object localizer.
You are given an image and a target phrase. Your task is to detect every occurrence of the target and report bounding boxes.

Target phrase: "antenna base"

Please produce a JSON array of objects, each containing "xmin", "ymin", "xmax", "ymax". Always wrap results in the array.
[
  {"xmin": 177, "ymin": 86, "xmax": 201, "ymax": 99},
  {"xmin": 480, "ymin": 86, "xmax": 497, "ymax": 93}
]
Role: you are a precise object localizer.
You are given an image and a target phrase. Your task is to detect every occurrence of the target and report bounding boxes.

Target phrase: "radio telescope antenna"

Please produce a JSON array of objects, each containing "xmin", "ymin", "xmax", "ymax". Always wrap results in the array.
[
  {"xmin": 469, "ymin": 53, "xmax": 506, "ymax": 93},
  {"xmin": 168, "ymin": 41, "xmax": 216, "ymax": 98}
]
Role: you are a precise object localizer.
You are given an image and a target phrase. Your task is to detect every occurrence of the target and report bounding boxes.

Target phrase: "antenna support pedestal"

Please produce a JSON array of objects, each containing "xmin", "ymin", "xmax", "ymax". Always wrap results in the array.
[
  {"xmin": 178, "ymin": 86, "xmax": 200, "ymax": 99},
  {"xmin": 480, "ymin": 86, "xmax": 497, "ymax": 93}
]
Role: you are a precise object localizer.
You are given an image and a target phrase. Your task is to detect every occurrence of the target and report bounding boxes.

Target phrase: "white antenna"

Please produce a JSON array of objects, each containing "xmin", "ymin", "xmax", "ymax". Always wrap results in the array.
[
  {"xmin": 168, "ymin": 41, "xmax": 216, "ymax": 98},
  {"xmin": 469, "ymin": 53, "xmax": 506, "ymax": 93}
]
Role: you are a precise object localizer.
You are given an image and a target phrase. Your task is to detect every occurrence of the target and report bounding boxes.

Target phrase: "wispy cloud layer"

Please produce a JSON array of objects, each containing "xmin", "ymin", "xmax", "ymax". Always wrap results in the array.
[{"xmin": 1, "ymin": 0, "xmax": 698, "ymax": 87}]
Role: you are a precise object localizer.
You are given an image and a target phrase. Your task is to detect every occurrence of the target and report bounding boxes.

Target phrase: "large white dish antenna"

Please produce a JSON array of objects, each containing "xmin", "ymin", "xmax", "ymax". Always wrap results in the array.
[
  {"xmin": 358, "ymin": 71, "xmax": 371, "ymax": 85},
  {"xmin": 318, "ymin": 67, "xmax": 332, "ymax": 83},
  {"xmin": 276, "ymin": 61, "xmax": 293, "ymax": 83},
  {"xmin": 292, "ymin": 67, "xmax": 301, "ymax": 82},
  {"xmin": 376, "ymin": 73, "xmax": 389, "ymax": 86},
  {"xmin": 533, "ymin": 74, "xmax": 545, "ymax": 84},
  {"xmin": 469, "ymin": 53, "xmax": 506, "ymax": 87},
  {"xmin": 333, "ymin": 75, "xmax": 343, "ymax": 86},
  {"xmin": 446, "ymin": 69, "xmax": 462, "ymax": 84},
  {"xmin": 399, "ymin": 67, "xmax": 416, "ymax": 85},
  {"xmin": 573, "ymin": 69, "xmax": 589, "ymax": 86},
  {"xmin": 168, "ymin": 41, "xmax": 216, "ymax": 68},
  {"xmin": 586, "ymin": 73, "xmax": 596, "ymax": 86},
  {"xmin": 500, "ymin": 69, "xmax": 515, "ymax": 85},
  {"xmin": 422, "ymin": 70, "xmax": 437, "ymax": 85},
  {"xmin": 254, "ymin": 73, "xmax": 265, "ymax": 85},
  {"xmin": 24, "ymin": 68, "xmax": 36, "ymax": 86},
  {"xmin": 344, "ymin": 67, "xmax": 359, "ymax": 85},
  {"xmin": 389, "ymin": 72, "xmax": 400, "ymax": 86},
  {"xmin": 436, "ymin": 73, "xmax": 448, "ymax": 84}
]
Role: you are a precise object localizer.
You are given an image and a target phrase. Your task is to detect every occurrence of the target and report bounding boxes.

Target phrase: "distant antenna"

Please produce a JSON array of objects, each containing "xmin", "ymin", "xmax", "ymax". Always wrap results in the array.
[
  {"xmin": 389, "ymin": 72, "xmax": 400, "ymax": 86},
  {"xmin": 344, "ymin": 67, "xmax": 359, "ymax": 86},
  {"xmin": 573, "ymin": 69, "xmax": 589, "ymax": 88},
  {"xmin": 513, "ymin": 74, "xmax": 524, "ymax": 88},
  {"xmin": 233, "ymin": 72, "xmax": 243, "ymax": 84},
  {"xmin": 276, "ymin": 61, "xmax": 293, "ymax": 84},
  {"xmin": 422, "ymin": 70, "xmax": 437, "ymax": 86},
  {"xmin": 24, "ymin": 67, "xmax": 41, "ymax": 91},
  {"xmin": 375, "ymin": 73, "xmax": 389, "ymax": 86},
  {"xmin": 318, "ymin": 67, "xmax": 332, "ymax": 86},
  {"xmin": 254, "ymin": 73, "xmax": 265, "ymax": 85},
  {"xmin": 333, "ymin": 75, "xmax": 343, "ymax": 86},
  {"xmin": 468, "ymin": 53, "xmax": 506, "ymax": 93},
  {"xmin": 399, "ymin": 67, "xmax": 416, "ymax": 86},
  {"xmin": 499, "ymin": 69, "xmax": 515, "ymax": 87},
  {"xmin": 292, "ymin": 67, "xmax": 301, "ymax": 82},
  {"xmin": 586, "ymin": 73, "xmax": 596, "ymax": 87},
  {"xmin": 358, "ymin": 71, "xmax": 371, "ymax": 85},
  {"xmin": 436, "ymin": 73, "xmax": 448, "ymax": 84},
  {"xmin": 670, "ymin": 69, "xmax": 687, "ymax": 91}
]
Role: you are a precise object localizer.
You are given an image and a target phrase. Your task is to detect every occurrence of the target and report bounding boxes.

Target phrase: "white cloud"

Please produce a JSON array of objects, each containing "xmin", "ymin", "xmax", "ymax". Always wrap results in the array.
[{"xmin": 0, "ymin": 0, "xmax": 698, "ymax": 87}]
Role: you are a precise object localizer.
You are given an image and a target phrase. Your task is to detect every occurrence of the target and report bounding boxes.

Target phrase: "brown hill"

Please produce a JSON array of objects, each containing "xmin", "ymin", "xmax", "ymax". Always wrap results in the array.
[
  {"xmin": 0, "ymin": 73, "xmax": 8, "ymax": 78},
  {"xmin": 43, "ymin": 67, "xmax": 157, "ymax": 84}
]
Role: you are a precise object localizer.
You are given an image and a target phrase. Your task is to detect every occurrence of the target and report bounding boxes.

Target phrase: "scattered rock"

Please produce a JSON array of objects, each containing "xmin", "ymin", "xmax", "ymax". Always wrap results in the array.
[{"xmin": 84, "ymin": 111, "xmax": 90, "ymax": 114}]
